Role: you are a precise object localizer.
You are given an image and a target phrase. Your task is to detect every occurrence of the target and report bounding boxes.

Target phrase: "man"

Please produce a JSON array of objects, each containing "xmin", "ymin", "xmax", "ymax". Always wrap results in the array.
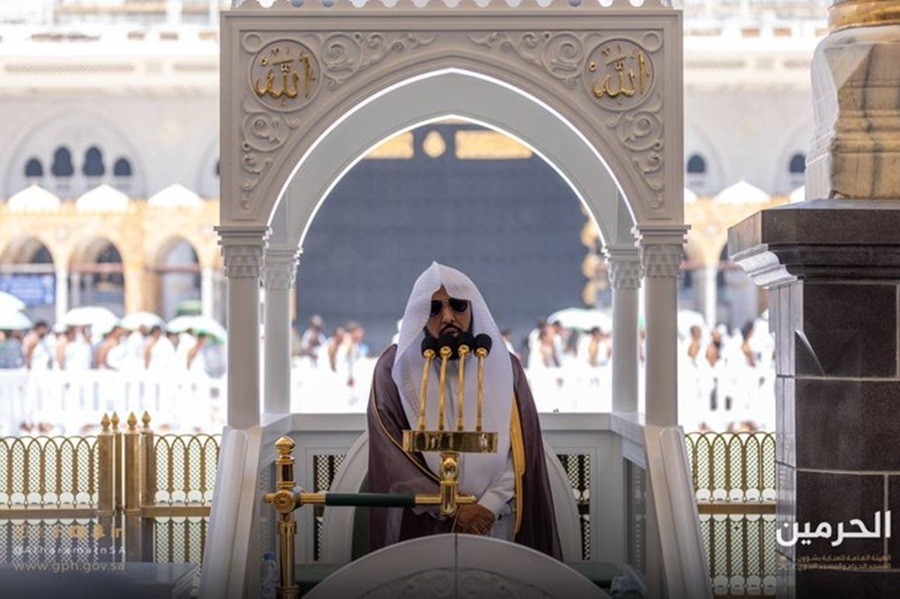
[
  {"xmin": 298, "ymin": 315, "xmax": 326, "ymax": 366},
  {"xmin": 367, "ymin": 262, "xmax": 561, "ymax": 559},
  {"xmin": 23, "ymin": 321, "xmax": 51, "ymax": 370}
]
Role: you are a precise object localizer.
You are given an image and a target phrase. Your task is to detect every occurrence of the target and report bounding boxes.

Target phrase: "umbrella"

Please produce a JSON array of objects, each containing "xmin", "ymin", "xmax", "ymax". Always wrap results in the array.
[
  {"xmin": 175, "ymin": 300, "xmax": 203, "ymax": 317},
  {"xmin": 0, "ymin": 291, "xmax": 26, "ymax": 312},
  {"xmin": 0, "ymin": 310, "xmax": 33, "ymax": 331},
  {"xmin": 546, "ymin": 307, "xmax": 612, "ymax": 332},
  {"xmin": 62, "ymin": 306, "xmax": 119, "ymax": 329},
  {"xmin": 166, "ymin": 315, "xmax": 227, "ymax": 342},
  {"xmin": 120, "ymin": 311, "xmax": 165, "ymax": 331}
]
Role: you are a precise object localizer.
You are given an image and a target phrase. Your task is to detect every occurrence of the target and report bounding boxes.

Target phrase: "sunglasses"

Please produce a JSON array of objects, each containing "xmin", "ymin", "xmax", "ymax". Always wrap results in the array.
[{"xmin": 429, "ymin": 298, "xmax": 470, "ymax": 318}]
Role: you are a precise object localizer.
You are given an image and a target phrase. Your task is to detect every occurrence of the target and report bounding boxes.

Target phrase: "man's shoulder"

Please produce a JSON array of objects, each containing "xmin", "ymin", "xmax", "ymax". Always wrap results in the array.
[
  {"xmin": 507, "ymin": 351, "xmax": 526, "ymax": 376},
  {"xmin": 374, "ymin": 344, "xmax": 398, "ymax": 373}
]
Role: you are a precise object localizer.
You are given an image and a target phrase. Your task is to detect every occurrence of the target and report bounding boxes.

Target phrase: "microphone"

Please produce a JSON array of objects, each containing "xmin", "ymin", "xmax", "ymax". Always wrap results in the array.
[
  {"xmin": 437, "ymin": 334, "xmax": 458, "ymax": 357},
  {"xmin": 474, "ymin": 333, "xmax": 492, "ymax": 356},
  {"xmin": 455, "ymin": 332, "xmax": 475, "ymax": 358},
  {"xmin": 417, "ymin": 337, "xmax": 440, "ymax": 431},
  {"xmin": 421, "ymin": 336, "xmax": 439, "ymax": 358},
  {"xmin": 454, "ymin": 332, "xmax": 475, "ymax": 431},
  {"xmin": 436, "ymin": 334, "xmax": 457, "ymax": 431},
  {"xmin": 473, "ymin": 334, "xmax": 492, "ymax": 432}
]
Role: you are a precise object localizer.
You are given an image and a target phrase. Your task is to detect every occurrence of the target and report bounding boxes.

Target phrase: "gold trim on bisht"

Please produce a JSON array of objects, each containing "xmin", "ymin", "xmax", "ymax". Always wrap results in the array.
[
  {"xmin": 509, "ymin": 397, "xmax": 526, "ymax": 536},
  {"xmin": 829, "ymin": 0, "xmax": 900, "ymax": 32}
]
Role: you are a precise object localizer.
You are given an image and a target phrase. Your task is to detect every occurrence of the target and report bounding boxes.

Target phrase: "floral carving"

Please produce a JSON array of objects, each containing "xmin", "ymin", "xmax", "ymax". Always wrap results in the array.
[
  {"xmin": 469, "ymin": 30, "xmax": 666, "ymax": 209},
  {"xmin": 606, "ymin": 92, "xmax": 665, "ymax": 208},
  {"xmin": 322, "ymin": 32, "xmax": 436, "ymax": 88},
  {"xmin": 641, "ymin": 243, "xmax": 682, "ymax": 279},
  {"xmin": 468, "ymin": 31, "xmax": 585, "ymax": 89},
  {"xmin": 363, "ymin": 569, "xmax": 454, "ymax": 598},
  {"xmin": 240, "ymin": 96, "xmax": 304, "ymax": 195}
]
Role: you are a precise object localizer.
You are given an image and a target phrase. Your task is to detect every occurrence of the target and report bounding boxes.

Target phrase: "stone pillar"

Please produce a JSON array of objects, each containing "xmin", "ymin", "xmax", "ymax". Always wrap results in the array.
[
  {"xmin": 700, "ymin": 265, "xmax": 718, "ymax": 328},
  {"xmin": 201, "ymin": 267, "xmax": 214, "ymax": 319},
  {"xmin": 262, "ymin": 246, "xmax": 300, "ymax": 415},
  {"xmin": 123, "ymin": 266, "xmax": 144, "ymax": 314},
  {"xmin": 605, "ymin": 245, "xmax": 641, "ymax": 415},
  {"xmin": 731, "ymin": 201, "xmax": 900, "ymax": 596},
  {"xmin": 166, "ymin": 0, "xmax": 182, "ymax": 26},
  {"xmin": 730, "ymin": 4, "xmax": 900, "ymax": 594},
  {"xmin": 55, "ymin": 265, "xmax": 68, "ymax": 324},
  {"xmin": 70, "ymin": 272, "xmax": 81, "ymax": 309},
  {"xmin": 218, "ymin": 225, "xmax": 269, "ymax": 430},
  {"xmin": 636, "ymin": 226, "xmax": 688, "ymax": 427},
  {"xmin": 807, "ymin": 1, "xmax": 900, "ymax": 201}
]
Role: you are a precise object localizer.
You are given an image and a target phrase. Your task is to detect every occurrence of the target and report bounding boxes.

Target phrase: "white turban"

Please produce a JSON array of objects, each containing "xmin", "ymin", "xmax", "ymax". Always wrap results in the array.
[{"xmin": 392, "ymin": 262, "xmax": 513, "ymax": 500}]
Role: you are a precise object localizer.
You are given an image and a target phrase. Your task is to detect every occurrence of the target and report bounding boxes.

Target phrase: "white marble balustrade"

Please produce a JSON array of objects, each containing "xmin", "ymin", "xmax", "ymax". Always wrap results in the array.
[{"xmin": 0, "ymin": 370, "xmax": 226, "ymax": 436}]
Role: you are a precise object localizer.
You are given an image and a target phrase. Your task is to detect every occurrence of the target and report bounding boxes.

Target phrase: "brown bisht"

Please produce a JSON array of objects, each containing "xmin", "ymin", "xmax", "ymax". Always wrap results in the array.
[{"xmin": 366, "ymin": 345, "xmax": 562, "ymax": 559}]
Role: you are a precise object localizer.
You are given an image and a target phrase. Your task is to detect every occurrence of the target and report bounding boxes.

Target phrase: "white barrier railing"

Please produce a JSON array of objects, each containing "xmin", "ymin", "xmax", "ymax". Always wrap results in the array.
[{"xmin": 0, "ymin": 370, "xmax": 226, "ymax": 436}]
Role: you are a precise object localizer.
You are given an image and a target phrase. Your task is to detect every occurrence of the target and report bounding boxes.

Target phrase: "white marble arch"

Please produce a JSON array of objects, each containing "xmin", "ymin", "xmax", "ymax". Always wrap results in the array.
[
  {"xmin": 307, "ymin": 534, "xmax": 607, "ymax": 599},
  {"xmin": 275, "ymin": 68, "xmax": 629, "ymax": 251},
  {"xmin": 263, "ymin": 68, "xmax": 640, "ymax": 415},
  {"xmin": 222, "ymin": 0, "xmax": 687, "ymax": 430}
]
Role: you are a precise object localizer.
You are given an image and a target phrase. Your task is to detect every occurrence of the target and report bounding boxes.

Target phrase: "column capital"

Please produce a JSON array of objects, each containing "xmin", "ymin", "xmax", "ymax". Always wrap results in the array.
[
  {"xmin": 217, "ymin": 225, "xmax": 270, "ymax": 279},
  {"xmin": 635, "ymin": 225, "xmax": 688, "ymax": 279},
  {"xmin": 262, "ymin": 246, "xmax": 302, "ymax": 290},
  {"xmin": 604, "ymin": 246, "xmax": 642, "ymax": 290}
]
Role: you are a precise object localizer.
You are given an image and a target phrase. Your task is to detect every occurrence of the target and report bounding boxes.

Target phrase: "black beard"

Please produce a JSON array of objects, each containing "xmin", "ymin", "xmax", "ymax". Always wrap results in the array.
[{"xmin": 423, "ymin": 325, "xmax": 471, "ymax": 360}]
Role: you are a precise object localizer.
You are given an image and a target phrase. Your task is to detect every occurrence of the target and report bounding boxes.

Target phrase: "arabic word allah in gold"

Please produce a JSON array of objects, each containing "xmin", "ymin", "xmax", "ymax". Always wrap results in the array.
[
  {"xmin": 251, "ymin": 40, "xmax": 319, "ymax": 111},
  {"xmin": 584, "ymin": 40, "xmax": 653, "ymax": 111}
]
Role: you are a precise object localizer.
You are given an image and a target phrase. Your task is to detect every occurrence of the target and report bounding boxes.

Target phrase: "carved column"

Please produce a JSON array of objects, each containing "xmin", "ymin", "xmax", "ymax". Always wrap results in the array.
[
  {"xmin": 637, "ymin": 226, "xmax": 687, "ymax": 427},
  {"xmin": 730, "ymin": 2, "xmax": 900, "ymax": 596},
  {"xmin": 218, "ymin": 225, "xmax": 269, "ymax": 429},
  {"xmin": 699, "ymin": 265, "xmax": 718, "ymax": 330},
  {"xmin": 201, "ymin": 267, "xmax": 214, "ymax": 319},
  {"xmin": 70, "ymin": 272, "xmax": 81, "ymax": 310},
  {"xmin": 55, "ymin": 265, "xmax": 68, "ymax": 324},
  {"xmin": 262, "ymin": 246, "xmax": 300, "ymax": 415},
  {"xmin": 605, "ymin": 245, "xmax": 642, "ymax": 415}
]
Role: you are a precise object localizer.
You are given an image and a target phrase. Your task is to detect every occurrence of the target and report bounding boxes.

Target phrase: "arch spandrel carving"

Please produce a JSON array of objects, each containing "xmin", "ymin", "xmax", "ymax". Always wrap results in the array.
[{"xmin": 221, "ymin": 5, "xmax": 683, "ymax": 232}]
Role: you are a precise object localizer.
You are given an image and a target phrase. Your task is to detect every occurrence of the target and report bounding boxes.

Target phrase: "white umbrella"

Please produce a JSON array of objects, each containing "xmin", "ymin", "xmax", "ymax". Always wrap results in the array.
[
  {"xmin": 547, "ymin": 307, "xmax": 612, "ymax": 332},
  {"xmin": 62, "ymin": 306, "xmax": 119, "ymax": 329},
  {"xmin": 0, "ymin": 310, "xmax": 32, "ymax": 331},
  {"xmin": 0, "ymin": 291, "xmax": 26, "ymax": 312},
  {"xmin": 166, "ymin": 315, "xmax": 227, "ymax": 342},
  {"xmin": 120, "ymin": 311, "xmax": 165, "ymax": 331}
]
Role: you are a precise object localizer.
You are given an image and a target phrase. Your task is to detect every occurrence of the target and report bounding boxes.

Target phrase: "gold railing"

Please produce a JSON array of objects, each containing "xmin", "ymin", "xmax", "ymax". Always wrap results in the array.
[
  {"xmin": 0, "ymin": 432, "xmax": 101, "ymax": 517},
  {"xmin": 685, "ymin": 432, "xmax": 776, "ymax": 509},
  {"xmin": 0, "ymin": 412, "xmax": 220, "ymax": 568},
  {"xmin": 686, "ymin": 432, "xmax": 777, "ymax": 597}
]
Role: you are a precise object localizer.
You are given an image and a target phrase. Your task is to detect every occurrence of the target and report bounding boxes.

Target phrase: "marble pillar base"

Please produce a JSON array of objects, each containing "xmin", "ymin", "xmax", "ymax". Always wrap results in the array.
[{"xmin": 730, "ymin": 199, "xmax": 900, "ymax": 599}]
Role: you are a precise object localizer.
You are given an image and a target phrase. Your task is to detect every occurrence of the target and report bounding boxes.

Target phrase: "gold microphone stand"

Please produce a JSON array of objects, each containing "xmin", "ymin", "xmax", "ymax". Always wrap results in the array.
[{"xmin": 263, "ymin": 334, "xmax": 497, "ymax": 597}]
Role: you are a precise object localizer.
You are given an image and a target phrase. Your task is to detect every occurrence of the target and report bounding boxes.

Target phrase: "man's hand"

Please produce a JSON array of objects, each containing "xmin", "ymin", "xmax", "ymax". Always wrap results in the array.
[{"xmin": 454, "ymin": 503, "xmax": 495, "ymax": 536}]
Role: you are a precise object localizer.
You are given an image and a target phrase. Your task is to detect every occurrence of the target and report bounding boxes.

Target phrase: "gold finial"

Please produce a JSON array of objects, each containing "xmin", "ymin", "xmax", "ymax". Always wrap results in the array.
[
  {"xmin": 275, "ymin": 436, "xmax": 295, "ymax": 456},
  {"xmin": 100, "ymin": 413, "xmax": 110, "ymax": 432},
  {"xmin": 829, "ymin": 0, "xmax": 900, "ymax": 32},
  {"xmin": 141, "ymin": 411, "xmax": 151, "ymax": 429},
  {"xmin": 127, "ymin": 412, "xmax": 138, "ymax": 431},
  {"xmin": 110, "ymin": 412, "xmax": 120, "ymax": 430}
]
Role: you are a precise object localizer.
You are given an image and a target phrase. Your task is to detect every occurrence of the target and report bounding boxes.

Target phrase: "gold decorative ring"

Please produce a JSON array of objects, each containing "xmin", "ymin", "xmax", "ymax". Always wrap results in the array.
[{"xmin": 829, "ymin": 0, "xmax": 900, "ymax": 32}]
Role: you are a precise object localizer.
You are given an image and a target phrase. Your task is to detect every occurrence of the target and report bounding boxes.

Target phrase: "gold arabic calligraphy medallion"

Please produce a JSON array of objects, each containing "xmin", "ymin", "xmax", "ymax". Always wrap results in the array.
[
  {"xmin": 584, "ymin": 40, "xmax": 653, "ymax": 111},
  {"xmin": 251, "ymin": 40, "xmax": 319, "ymax": 112}
]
